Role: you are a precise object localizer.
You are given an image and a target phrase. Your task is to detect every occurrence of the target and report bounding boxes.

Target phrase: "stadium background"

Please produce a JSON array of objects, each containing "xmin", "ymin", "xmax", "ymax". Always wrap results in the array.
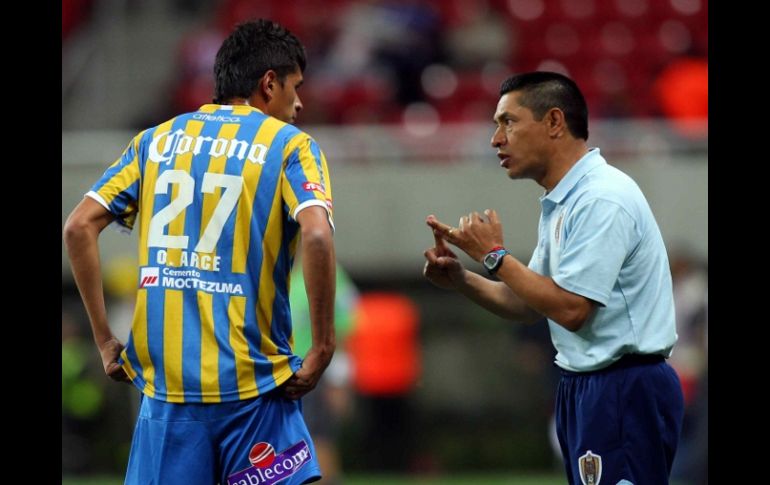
[{"xmin": 62, "ymin": 0, "xmax": 708, "ymax": 483}]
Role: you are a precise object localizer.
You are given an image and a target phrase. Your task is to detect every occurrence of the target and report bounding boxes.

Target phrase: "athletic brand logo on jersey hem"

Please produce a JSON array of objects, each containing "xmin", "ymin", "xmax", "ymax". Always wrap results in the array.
[
  {"xmin": 139, "ymin": 267, "xmax": 159, "ymax": 288},
  {"xmin": 578, "ymin": 450, "xmax": 602, "ymax": 485},
  {"xmin": 227, "ymin": 440, "xmax": 312, "ymax": 485}
]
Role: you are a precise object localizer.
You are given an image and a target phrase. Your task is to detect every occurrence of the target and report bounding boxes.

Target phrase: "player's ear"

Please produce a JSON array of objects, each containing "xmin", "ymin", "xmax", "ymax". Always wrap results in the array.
[{"xmin": 261, "ymin": 70, "xmax": 278, "ymax": 101}]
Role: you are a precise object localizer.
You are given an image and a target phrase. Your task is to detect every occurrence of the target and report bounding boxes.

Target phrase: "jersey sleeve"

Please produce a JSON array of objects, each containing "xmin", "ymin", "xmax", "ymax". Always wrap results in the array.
[
  {"xmin": 552, "ymin": 199, "xmax": 640, "ymax": 306},
  {"xmin": 280, "ymin": 133, "xmax": 334, "ymax": 231},
  {"xmin": 85, "ymin": 131, "xmax": 145, "ymax": 233}
]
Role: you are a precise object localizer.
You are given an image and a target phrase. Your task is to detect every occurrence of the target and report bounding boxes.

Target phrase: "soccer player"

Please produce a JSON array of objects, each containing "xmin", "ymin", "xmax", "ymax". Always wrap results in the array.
[
  {"xmin": 64, "ymin": 19, "xmax": 335, "ymax": 485},
  {"xmin": 423, "ymin": 72, "xmax": 684, "ymax": 485}
]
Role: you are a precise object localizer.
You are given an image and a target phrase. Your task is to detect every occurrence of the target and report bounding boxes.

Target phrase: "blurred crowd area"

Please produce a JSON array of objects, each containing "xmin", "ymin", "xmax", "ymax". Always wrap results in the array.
[
  {"xmin": 62, "ymin": 251, "xmax": 707, "ymax": 483},
  {"xmin": 63, "ymin": 0, "xmax": 707, "ymax": 131}
]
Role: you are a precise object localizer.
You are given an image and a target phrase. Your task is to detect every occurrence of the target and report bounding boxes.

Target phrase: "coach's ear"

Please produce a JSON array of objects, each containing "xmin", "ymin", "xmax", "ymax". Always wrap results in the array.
[{"xmin": 546, "ymin": 107, "xmax": 567, "ymax": 139}]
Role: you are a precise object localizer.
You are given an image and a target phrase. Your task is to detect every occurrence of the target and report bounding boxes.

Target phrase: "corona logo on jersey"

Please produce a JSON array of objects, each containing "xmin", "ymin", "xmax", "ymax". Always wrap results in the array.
[
  {"xmin": 139, "ymin": 267, "xmax": 159, "ymax": 288},
  {"xmin": 227, "ymin": 440, "xmax": 312, "ymax": 485},
  {"xmin": 148, "ymin": 129, "xmax": 269, "ymax": 166},
  {"xmin": 578, "ymin": 450, "xmax": 602, "ymax": 485}
]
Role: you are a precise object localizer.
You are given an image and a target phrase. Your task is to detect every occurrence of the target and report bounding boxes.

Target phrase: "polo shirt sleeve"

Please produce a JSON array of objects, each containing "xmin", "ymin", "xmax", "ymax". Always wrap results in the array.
[{"xmin": 552, "ymin": 199, "xmax": 640, "ymax": 306}]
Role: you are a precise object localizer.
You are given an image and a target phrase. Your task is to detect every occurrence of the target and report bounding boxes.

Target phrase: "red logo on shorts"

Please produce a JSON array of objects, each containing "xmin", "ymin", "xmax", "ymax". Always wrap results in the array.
[{"xmin": 248, "ymin": 442, "xmax": 276, "ymax": 468}]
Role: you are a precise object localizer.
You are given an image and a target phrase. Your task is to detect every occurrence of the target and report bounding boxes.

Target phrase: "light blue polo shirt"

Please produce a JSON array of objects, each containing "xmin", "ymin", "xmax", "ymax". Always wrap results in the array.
[{"xmin": 528, "ymin": 148, "xmax": 677, "ymax": 372}]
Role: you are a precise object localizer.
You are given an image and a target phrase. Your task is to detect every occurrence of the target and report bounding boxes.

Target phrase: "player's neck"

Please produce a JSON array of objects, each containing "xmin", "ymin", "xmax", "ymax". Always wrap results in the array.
[{"xmin": 221, "ymin": 97, "xmax": 250, "ymax": 107}]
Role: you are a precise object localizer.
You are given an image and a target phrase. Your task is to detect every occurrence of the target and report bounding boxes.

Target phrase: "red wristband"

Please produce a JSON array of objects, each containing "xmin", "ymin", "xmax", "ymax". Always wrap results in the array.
[{"xmin": 488, "ymin": 245, "xmax": 505, "ymax": 253}]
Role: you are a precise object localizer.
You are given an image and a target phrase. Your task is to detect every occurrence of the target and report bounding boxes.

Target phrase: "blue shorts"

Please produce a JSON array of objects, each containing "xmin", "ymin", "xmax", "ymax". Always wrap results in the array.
[
  {"xmin": 125, "ymin": 391, "xmax": 321, "ymax": 485},
  {"xmin": 555, "ymin": 355, "xmax": 684, "ymax": 485}
]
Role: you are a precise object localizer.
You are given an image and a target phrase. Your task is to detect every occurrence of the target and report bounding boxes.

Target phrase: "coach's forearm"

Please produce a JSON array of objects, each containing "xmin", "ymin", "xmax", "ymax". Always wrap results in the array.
[
  {"xmin": 495, "ymin": 255, "xmax": 594, "ymax": 331},
  {"xmin": 456, "ymin": 269, "xmax": 542, "ymax": 324}
]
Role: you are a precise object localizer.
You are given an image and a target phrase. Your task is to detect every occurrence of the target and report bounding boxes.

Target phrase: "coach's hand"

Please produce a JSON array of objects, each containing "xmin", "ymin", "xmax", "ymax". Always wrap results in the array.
[
  {"xmin": 282, "ymin": 347, "xmax": 333, "ymax": 400},
  {"xmin": 99, "ymin": 337, "xmax": 131, "ymax": 384},
  {"xmin": 423, "ymin": 215, "xmax": 465, "ymax": 290},
  {"xmin": 427, "ymin": 210, "xmax": 504, "ymax": 262}
]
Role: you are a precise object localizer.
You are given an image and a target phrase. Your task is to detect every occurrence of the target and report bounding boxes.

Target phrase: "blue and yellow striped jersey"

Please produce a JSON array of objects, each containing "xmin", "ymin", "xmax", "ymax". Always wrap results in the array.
[{"xmin": 87, "ymin": 104, "xmax": 334, "ymax": 403}]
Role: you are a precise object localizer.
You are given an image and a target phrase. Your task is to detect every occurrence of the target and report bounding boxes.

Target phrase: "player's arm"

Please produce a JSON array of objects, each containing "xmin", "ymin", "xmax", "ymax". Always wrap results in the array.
[
  {"xmin": 283, "ymin": 205, "xmax": 336, "ymax": 399},
  {"xmin": 63, "ymin": 197, "xmax": 130, "ymax": 382}
]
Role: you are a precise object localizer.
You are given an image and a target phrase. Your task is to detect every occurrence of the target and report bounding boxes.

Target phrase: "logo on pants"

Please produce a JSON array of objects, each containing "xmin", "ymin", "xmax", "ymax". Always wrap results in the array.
[
  {"xmin": 578, "ymin": 450, "xmax": 602, "ymax": 485},
  {"xmin": 228, "ymin": 440, "xmax": 312, "ymax": 485}
]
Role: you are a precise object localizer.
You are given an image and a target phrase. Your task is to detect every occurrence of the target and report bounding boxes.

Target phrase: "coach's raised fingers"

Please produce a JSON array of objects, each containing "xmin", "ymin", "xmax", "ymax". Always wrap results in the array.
[
  {"xmin": 484, "ymin": 209, "xmax": 499, "ymax": 224},
  {"xmin": 427, "ymin": 215, "xmax": 456, "ymax": 239}
]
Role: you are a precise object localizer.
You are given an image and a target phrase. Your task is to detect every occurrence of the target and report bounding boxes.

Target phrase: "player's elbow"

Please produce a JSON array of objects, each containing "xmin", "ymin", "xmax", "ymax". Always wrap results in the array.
[
  {"xmin": 63, "ymin": 212, "xmax": 89, "ymax": 248},
  {"xmin": 301, "ymin": 225, "xmax": 333, "ymax": 250}
]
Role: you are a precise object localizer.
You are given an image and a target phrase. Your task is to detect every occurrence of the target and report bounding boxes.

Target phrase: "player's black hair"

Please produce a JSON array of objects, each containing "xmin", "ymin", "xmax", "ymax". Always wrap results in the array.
[
  {"xmin": 500, "ymin": 72, "xmax": 589, "ymax": 140},
  {"xmin": 213, "ymin": 19, "xmax": 306, "ymax": 104}
]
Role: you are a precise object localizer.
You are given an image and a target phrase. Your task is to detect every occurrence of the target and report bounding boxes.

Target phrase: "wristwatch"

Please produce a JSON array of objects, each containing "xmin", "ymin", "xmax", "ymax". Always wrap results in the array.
[{"xmin": 483, "ymin": 248, "xmax": 510, "ymax": 275}]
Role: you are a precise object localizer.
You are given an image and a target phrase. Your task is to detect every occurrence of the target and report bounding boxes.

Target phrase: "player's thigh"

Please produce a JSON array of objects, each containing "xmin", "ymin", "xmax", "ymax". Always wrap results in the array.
[{"xmin": 125, "ymin": 397, "xmax": 216, "ymax": 485}]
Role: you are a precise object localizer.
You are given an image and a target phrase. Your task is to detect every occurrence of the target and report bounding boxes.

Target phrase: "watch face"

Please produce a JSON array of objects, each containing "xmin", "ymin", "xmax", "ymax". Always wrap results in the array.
[
  {"xmin": 484, "ymin": 250, "xmax": 507, "ymax": 274},
  {"xmin": 483, "ymin": 253, "xmax": 499, "ymax": 270}
]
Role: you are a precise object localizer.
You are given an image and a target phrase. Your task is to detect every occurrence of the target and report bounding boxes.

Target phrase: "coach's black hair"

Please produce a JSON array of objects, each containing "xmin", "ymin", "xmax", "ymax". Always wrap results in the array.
[{"xmin": 500, "ymin": 72, "xmax": 589, "ymax": 140}]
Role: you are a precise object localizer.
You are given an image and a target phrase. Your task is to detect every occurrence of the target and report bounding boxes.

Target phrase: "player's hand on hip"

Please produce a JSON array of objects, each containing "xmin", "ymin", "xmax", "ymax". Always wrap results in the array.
[
  {"xmin": 281, "ymin": 348, "xmax": 331, "ymax": 400},
  {"xmin": 98, "ymin": 338, "xmax": 131, "ymax": 384},
  {"xmin": 424, "ymin": 215, "xmax": 464, "ymax": 290}
]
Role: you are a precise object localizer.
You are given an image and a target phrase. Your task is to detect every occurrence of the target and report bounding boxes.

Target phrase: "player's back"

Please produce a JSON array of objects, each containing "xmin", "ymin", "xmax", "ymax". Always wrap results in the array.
[{"xmin": 88, "ymin": 104, "xmax": 334, "ymax": 403}]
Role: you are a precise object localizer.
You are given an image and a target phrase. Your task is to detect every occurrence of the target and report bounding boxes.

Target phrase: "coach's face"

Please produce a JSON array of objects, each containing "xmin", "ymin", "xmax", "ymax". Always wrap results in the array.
[
  {"xmin": 490, "ymin": 91, "xmax": 551, "ymax": 184},
  {"xmin": 266, "ymin": 68, "xmax": 304, "ymax": 124}
]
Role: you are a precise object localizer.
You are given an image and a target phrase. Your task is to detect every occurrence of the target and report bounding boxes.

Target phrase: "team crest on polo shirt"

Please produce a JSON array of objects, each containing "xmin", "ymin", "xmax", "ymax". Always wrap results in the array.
[
  {"xmin": 578, "ymin": 450, "xmax": 602, "ymax": 485},
  {"xmin": 554, "ymin": 209, "xmax": 565, "ymax": 245}
]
